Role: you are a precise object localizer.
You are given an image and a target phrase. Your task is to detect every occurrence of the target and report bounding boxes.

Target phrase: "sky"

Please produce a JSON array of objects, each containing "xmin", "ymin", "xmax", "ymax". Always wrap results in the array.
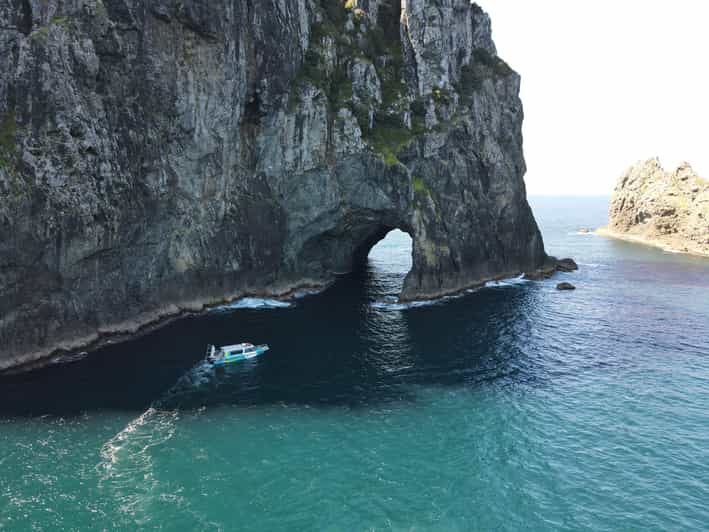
[{"xmin": 482, "ymin": 0, "xmax": 709, "ymax": 195}]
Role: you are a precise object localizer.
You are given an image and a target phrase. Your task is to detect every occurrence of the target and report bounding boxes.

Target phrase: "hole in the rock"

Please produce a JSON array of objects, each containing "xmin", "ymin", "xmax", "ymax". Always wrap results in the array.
[
  {"xmin": 356, "ymin": 228, "xmax": 414, "ymax": 299},
  {"xmin": 367, "ymin": 229, "xmax": 412, "ymax": 277},
  {"xmin": 298, "ymin": 224, "xmax": 413, "ymax": 295}
]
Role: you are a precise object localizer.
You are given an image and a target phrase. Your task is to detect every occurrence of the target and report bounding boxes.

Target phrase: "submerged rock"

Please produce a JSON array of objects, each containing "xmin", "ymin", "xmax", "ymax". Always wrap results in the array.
[
  {"xmin": 555, "ymin": 258, "xmax": 579, "ymax": 272},
  {"xmin": 0, "ymin": 0, "xmax": 550, "ymax": 370},
  {"xmin": 556, "ymin": 282, "xmax": 575, "ymax": 291},
  {"xmin": 600, "ymin": 158, "xmax": 709, "ymax": 256}
]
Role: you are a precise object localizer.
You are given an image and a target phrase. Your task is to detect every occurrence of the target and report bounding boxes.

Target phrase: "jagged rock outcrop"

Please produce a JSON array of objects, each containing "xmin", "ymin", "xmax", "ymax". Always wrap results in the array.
[
  {"xmin": 0, "ymin": 0, "xmax": 550, "ymax": 370},
  {"xmin": 601, "ymin": 158, "xmax": 709, "ymax": 256}
]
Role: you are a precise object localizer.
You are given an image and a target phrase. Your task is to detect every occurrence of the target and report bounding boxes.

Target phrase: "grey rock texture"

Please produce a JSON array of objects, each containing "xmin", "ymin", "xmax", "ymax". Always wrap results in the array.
[
  {"xmin": 0, "ymin": 0, "xmax": 548, "ymax": 370},
  {"xmin": 602, "ymin": 158, "xmax": 709, "ymax": 256}
]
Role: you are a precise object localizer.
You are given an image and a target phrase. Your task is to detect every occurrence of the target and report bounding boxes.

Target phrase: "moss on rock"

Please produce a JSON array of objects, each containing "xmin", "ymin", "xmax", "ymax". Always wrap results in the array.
[
  {"xmin": 0, "ymin": 112, "xmax": 18, "ymax": 170},
  {"xmin": 289, "ymin": 0, "xmax": 423, "ymax": 167},
  {"xmin": 412, "ymin": 175, "xmax": 428, "ymax": 194},
  {"xmin": 457, "ymin": 48, "xmax": 514, "ymax": 104}
]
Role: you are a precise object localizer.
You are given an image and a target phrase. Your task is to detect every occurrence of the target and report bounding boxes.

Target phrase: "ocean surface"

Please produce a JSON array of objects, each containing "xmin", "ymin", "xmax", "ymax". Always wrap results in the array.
[{"xmin": 1, "ymin": 196, "xmax": 709, "ymax": 531}]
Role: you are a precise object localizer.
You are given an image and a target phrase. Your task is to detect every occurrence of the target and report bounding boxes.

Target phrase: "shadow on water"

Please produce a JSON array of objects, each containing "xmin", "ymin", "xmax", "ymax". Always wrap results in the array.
[
  {"xmin": 3, "ymin": 198, "xmax": 708, "ymax": 419},
  {"xmin": 0, "ymin": 265, "xmax": 545, "ymax": 419}
]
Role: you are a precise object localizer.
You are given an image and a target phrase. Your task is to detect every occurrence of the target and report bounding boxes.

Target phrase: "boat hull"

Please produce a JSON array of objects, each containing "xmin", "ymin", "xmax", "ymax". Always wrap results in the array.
[{"xmin": 211, "ymin": 345, "xmax": 269, "ymax": 366}]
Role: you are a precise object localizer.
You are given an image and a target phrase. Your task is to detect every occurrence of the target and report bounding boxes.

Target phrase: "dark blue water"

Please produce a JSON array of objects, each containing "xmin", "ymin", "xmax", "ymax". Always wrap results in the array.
[{"xmin": 1, "ymin": 196, "xmax": 708, "ymax": 530}]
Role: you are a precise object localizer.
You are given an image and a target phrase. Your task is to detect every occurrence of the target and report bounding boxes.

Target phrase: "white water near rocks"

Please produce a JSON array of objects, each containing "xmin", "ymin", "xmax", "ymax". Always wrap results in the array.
[{"xmin": 2, "ymin": 198, "xmax": 709, "ymax": 530}]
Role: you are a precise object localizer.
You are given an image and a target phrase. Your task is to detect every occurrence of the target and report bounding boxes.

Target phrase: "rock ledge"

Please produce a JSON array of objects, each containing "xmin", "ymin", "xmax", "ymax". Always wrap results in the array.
[
  {"xmin": 599, "ymin": 158, "xmax": 709, "ymax": 257},
  {"xmin": 0, "ymin": 0, "xmax": 552, "ymax": 370}
]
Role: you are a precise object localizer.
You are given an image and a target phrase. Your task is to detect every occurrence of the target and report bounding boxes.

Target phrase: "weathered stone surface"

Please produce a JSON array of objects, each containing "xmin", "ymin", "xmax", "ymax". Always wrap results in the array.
[
  {"xmin": 523, "ymin": 257, "xmax": 578, "ymax": 281},
  {"xmin": 556, "ymin": 282, "xmax": 575, "ymax": 291},
  {"xmin": 555, "ymin": 258, "xmax": 579, "ymax": 272},
  {"xmin": 0, "ymin": 0, "xmax": 549, "ymax": 370},
  {"xmin": 600, "ymin": 158, "xmax": 709, "ymax": 256}
]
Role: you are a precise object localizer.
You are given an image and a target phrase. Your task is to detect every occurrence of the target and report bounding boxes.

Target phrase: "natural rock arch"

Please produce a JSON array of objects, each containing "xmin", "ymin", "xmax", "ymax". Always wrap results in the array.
[
  {"xmin": 0, "ymin": 0, "xmax": 551, "ymax": 371},
  {"xmin": 283, "ymin": 153, "xmax": 545, "ymax": 303}
]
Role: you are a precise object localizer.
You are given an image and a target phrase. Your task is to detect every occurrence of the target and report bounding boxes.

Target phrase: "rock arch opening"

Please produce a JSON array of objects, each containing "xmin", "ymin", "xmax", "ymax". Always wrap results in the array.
[
  {"xmin": 362, "ymin": 228, "xmax": 413, "ymax": 278},
  {"xmin": 351, "ymin": 225, "xmax": 415, "ymax": 299},
  {"xmin": 350, "ymin": 223, "xmax": 413, "ymax": 271},
  {"xmin": 296, "ymin": 217, "xmax": 416, "ymax": 297}
]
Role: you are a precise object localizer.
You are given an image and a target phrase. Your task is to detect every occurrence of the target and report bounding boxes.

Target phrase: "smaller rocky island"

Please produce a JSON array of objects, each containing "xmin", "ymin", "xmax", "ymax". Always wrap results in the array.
[{"xmin": 599, "ymin": 158, "xmax": 709, "ymax": 257}]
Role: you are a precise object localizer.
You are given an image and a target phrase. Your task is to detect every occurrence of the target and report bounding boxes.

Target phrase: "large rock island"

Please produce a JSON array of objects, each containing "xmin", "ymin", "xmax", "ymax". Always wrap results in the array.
[
  {"xmin": 0, "ymin": 0, "xmax": 557, "ymax": 371},
  {"xmin": 600, "ymin": 158, "xmax": 709, "ymax": 256}
]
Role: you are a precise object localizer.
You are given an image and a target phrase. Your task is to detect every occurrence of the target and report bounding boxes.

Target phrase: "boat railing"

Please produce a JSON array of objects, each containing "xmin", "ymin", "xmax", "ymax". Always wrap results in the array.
[{"xmin": 205, "ymin": 344, "xmax": 216, "ymax": 359}]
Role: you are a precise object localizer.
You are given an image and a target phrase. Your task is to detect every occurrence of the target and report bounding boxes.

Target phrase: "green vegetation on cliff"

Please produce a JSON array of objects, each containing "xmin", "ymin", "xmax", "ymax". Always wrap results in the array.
[
  {"xmin": 290, "ymin": 5, "xmax": 515, "ymax": 168},
  {"xmin": 367, "ymin": 120, "xmax": 413, "ymax": 167},
  {"xmin": 0, "ymin": 112, "xmax": 18, "ymax": 170},
  {"xmin": 0, "ymin": 112, "xmax": 27, "ymax": 199},
  {"xmin": 412, "ymin": 175, "xmax": 427, "ymax": 194},
  {"xmin": 290, "ymin": 0, "xmax": 420, "ymax": 167},
  {"xmin": 457, "ymin": 48, "xmax": 513, "ymax": 104},
  {"xmin": 0, "ymin": 0, "xmax": 541, "ymax": 370}
]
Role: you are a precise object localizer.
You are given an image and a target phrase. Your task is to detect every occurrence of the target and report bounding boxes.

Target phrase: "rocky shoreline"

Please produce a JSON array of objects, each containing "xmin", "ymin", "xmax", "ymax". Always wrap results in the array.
[
  {"xmin": 596, "ymin": 227, "xmax": 709, "ymax": 258},
  {"xmin": 600, "ymin": 158, "xmax": 709, "ymax": 257},
  {"xmin": 1, "ymin": 256, "xmax": 577, "ymax": 375},
  {"xmin": 1, "ymin": 1, "xmax": 552, "ymax": 370},
  {"xmin": 0, "ymin": 278, "xmax": 330, "ymax": 375}
]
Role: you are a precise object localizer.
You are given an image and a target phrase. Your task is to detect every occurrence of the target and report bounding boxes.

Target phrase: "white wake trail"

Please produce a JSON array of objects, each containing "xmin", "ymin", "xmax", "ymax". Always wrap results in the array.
[{"xmin": 96, "ymin": 360, "xmax": 215, "ymax": 522}]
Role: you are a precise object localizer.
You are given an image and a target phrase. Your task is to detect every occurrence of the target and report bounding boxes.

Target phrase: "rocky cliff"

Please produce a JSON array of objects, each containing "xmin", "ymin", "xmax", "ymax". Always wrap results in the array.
[
  {"xmin": 602, "ymin": 158, "xmax": 709, "ymax": 256},
  {"xmin": 0, "ymin": 0, "xmax": 551, "ymax": 370}
]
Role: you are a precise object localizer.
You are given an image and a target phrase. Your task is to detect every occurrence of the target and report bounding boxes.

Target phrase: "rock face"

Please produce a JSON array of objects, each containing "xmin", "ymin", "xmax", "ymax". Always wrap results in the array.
[
  {"xmin": 556, "ymin": 282, "xmax": 575, "ymax": 291},
  {"xmin": 0, "ymin": 0, "xmax": 548, "ymax": 370},
  {"xmin": 603, "ymin": 158, "xmax": 709, "ymax": 256}
]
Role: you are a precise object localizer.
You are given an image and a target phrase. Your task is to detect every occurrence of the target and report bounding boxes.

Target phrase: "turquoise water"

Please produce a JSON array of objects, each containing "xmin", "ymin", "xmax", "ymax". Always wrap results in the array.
[{"xmin": 2, "ymin": 196, "xmax": 709, "ymax": 530}]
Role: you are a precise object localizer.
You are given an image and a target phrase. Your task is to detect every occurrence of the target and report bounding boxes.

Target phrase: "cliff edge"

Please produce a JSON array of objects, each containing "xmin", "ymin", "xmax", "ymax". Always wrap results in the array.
[
  {"xmin": 0, "ymin": 0, "xmax": 551, "ymax": 370},
  {"xmin": 600, "ymin": 158, "xmax": 709, "ymax": 256}
]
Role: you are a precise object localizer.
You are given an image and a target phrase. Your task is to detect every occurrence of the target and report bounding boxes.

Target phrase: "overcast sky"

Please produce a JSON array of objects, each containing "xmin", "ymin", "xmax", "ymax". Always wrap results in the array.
[{"xmin": 482, "ymin": 0, "xmax": 709, "ymax": 195}]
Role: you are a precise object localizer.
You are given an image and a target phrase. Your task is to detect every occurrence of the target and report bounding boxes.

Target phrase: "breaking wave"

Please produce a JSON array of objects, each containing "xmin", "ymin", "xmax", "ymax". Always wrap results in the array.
[
  {"xmin": 484, "ymin": 274, "xmax": 529, "ymax": 288},
  {"xmin": 371, "ymin": 274, "xmax": 529, "ymax": 310},
  {"xmin": 211, "ymin": 297, "xmax": 292, "ymax": 313}
]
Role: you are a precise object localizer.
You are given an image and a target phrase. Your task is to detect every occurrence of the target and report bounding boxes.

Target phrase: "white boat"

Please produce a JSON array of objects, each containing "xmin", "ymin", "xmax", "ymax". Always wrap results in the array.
[{"xmin": 206, "ymin": 342, "xmax": 269, "ymax": 366}]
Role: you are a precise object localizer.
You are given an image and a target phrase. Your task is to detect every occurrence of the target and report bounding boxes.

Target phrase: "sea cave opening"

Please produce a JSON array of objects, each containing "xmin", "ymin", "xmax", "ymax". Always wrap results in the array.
[
  {"xmin": 352, "ymin": 228, "xmax": 413, "ymax": 298},
  {"xmin": 297, "ymin": 220, "xmax": 414, "ymax": 298},
  {"xmin": 366, "ymin": 229, "xmax": 413, "ymax": 276}
]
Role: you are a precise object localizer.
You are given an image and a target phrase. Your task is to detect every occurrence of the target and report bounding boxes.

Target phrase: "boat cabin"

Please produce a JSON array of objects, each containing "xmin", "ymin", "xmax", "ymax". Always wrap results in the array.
[
  {"xmin": 221, "ymin": 343, "xmax": 257, "ymax": 356},
  {"xmin": 207, "ymin": 341, "xmax": 268, "ymax": 365}
]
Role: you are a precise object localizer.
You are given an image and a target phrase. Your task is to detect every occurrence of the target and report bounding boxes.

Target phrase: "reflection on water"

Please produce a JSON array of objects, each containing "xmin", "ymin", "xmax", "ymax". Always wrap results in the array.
[
  {"xmin": 1, "ymin": 209, "xmax": 708, "ymax": 420},
  {"xmin": 0, "ymin": 229, "xmax": 553, "ymax": 416},
  {"xmin": 2, "ymin": 198, "xmax": 709, "ymax": 531}
]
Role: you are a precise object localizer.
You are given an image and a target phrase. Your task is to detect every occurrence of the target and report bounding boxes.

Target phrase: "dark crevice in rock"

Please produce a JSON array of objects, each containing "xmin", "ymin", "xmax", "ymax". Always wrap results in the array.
[
  {"xmin": 17, "ymin": 0, "xmax": 33, "ymax": 35},
  {"xmin": 378, "ymin": 0, "xmax": 402, "ymax": 38},
  {"xmin": 176, "ymin": 0, "xmax": 220, "ymax": 40},
  {"xmin": 243, "ymin": 92, "xmax": 263, "ymax": 128}
]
